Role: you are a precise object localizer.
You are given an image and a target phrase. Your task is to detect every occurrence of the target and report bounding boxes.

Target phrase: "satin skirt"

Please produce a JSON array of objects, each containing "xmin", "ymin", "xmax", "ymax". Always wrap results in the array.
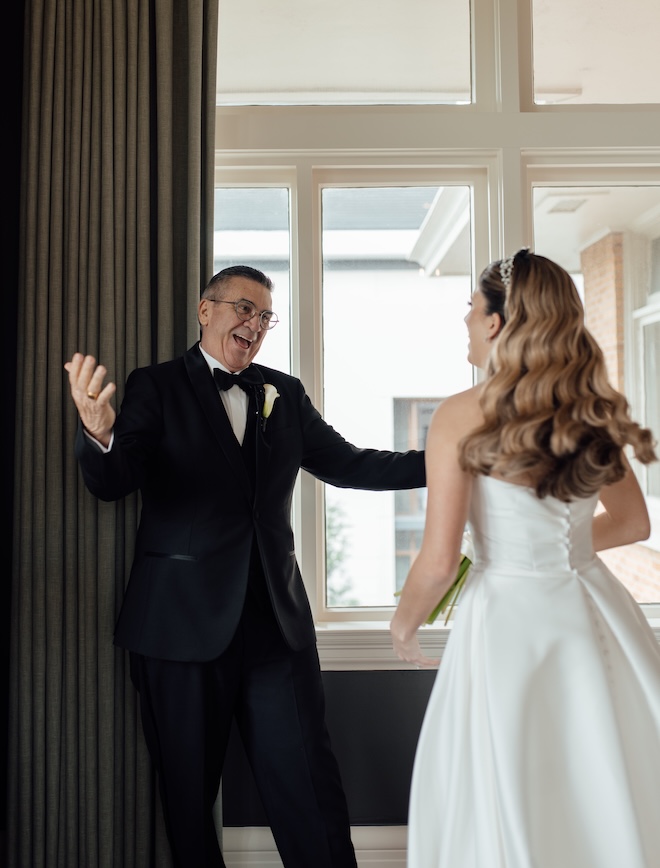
[{"xmin": 407, "ymin": 479, "xmax": 660, "ymax": 868}]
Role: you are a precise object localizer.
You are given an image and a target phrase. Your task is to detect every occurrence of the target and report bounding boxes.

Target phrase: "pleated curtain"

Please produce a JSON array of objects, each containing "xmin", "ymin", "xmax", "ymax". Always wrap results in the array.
[{"xmin": 8, "ymin": 1, "xmax": 218, "ymax": 865}]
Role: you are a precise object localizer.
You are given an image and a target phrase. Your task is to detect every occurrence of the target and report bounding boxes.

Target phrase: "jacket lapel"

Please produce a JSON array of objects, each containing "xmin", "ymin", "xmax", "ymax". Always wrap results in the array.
[{"xmin": 253, "ymin": 378, "xmax": 271, "ymax": 499}]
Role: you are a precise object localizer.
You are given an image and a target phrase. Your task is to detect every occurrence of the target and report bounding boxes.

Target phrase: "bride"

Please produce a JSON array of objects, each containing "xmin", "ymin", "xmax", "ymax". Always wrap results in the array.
[{"xmin": 391, "ymin": 249, "xmax": 660, "ymax": 868}]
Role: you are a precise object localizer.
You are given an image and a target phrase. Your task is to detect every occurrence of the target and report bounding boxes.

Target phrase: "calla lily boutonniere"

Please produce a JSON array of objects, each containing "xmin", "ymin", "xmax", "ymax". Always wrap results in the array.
[{"xmin": 261, "ymin": 384, "xmax": 280, "ymax": 431}]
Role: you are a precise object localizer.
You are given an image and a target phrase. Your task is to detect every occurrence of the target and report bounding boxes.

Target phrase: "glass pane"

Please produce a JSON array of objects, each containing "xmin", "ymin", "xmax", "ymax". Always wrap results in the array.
[
  {"xmin": 213, "ymin": 187, "xmax": 291, "ymax": 373},
  {"xmin": 533, "ymin": 183, "xmax": 660, "ymax": 604},
  {"xmin": 652, "ymin": 239, "xmax": 660, "ymax": 295},
  {"xmin": 643, "ymin": 321, "xmax": 660, "ymax": 498},
  {"xmin": 533, "ymin": 0, "xmax": 660, "ymax": 104},
  {"xmin": 217, "ymin": 0, "xmax": 471, "ymax": 105},
  {"xmin": 322, "ymin": 186, "xmax": 473, "ymax": 609}
]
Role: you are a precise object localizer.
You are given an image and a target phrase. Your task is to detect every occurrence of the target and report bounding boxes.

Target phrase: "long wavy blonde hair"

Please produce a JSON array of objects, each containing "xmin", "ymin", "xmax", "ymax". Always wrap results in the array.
[{"xmin": 459, "ymin": 250, "xmax": 657, "ymax": 501}]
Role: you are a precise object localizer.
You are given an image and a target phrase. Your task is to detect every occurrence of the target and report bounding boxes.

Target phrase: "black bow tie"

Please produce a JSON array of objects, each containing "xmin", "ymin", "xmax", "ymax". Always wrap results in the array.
[{"xmin": 214, "ymin": 365, "xmax": 264, "ymax": 394}]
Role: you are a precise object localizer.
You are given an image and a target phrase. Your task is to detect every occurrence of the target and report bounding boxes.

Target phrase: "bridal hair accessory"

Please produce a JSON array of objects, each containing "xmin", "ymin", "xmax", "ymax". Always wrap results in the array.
[{"xmin": 499, "ymin": 247, "xmax": 530, "ymax": 289}]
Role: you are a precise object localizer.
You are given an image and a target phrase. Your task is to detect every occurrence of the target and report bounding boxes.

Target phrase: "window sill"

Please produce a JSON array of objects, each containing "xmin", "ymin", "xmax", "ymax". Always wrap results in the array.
[
  {"xmin": 316, "ymin": 620, "xmax": 452, "ymax": 671},
  {"xmin": 316, "ymin": 615, "xmax": 660, "ymax": 671}
]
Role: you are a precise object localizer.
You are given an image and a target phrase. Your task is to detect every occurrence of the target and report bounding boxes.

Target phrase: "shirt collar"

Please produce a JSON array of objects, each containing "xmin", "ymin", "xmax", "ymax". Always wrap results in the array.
[{"xmin": 199, "ymin": 343, "xmax": 247, "ymax": 375}]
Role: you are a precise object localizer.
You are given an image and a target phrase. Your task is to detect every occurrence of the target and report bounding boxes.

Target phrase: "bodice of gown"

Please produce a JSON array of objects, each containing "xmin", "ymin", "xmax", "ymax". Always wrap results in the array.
[
  {"xmin": 468, "ymin": 476, "xmax": 599, "ymax": 575},
  {"xmin": 409, "ymin": 475, "xmax": 660, "ymax": 868}
]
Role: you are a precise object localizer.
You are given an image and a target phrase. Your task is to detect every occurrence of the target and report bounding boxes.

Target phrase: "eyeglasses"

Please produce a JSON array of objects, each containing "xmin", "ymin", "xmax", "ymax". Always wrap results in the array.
[{"xmin": 206, "ymin": 297, "xmax": 279, "ymax": 330}]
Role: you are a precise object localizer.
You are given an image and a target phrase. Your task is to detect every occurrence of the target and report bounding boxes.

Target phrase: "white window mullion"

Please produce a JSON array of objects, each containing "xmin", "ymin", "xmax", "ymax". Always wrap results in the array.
[
  {"xmin": 494, "ymin": 0, "xmax": 530, "ymax": 113},
  {"xmin": 470, "ymin": 0, "xmax": 497, "ymax": 110},
  {"xmin": 295, "ymin": 161, "xmax": 326, "ymax": 617}
]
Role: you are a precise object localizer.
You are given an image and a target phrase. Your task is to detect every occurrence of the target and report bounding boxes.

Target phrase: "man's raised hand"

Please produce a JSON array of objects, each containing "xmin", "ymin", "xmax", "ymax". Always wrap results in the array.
[{"xmin": 64, "ymin": 353, "xmax": 116, "ymax": 447}]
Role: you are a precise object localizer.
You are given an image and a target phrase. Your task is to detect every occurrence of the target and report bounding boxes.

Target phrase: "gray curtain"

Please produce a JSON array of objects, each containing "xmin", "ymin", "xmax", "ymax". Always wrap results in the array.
[{"xmin": 8, "ymin": 1, "xmax": 218, "ymax": 865}]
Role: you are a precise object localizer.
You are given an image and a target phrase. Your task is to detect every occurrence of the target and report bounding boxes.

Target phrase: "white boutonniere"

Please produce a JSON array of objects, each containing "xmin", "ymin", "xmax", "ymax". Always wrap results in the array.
[{"xmin": 261, "ymin": 384, "xmax": 280, "ymax": 431}]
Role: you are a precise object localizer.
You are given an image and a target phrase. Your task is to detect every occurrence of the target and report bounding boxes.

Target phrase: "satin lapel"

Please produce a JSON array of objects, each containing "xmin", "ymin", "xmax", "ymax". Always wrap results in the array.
[
  {"xmin": 183, "ymin": 344, "xmax": 253, "ymax": 499},
  {"xmin": 253, "ymin": 378, "xmax": 271, "ymax": 498}
]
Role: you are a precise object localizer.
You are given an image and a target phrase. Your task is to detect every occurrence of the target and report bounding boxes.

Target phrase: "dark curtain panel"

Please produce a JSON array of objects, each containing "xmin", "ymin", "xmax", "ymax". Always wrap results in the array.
[
  {"xmin": 2, "ymin": 2, "xmax": 26, "ymax": 865},
  {"xmin": 8, "ymin": 1, "xmax": 218, "ymax": 865}
]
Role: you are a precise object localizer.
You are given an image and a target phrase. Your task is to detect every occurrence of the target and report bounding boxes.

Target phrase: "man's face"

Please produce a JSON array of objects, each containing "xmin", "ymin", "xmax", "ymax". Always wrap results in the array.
[{"xmin": 198, "ymin": 276, "xmax": 273, "ymax": 371}]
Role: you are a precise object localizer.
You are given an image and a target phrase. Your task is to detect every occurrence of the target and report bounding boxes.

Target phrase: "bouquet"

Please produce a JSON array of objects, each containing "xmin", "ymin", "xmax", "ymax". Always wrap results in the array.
[{"xmin": 395, "ymin": 531, "xmax": 473, "ymax": 625}]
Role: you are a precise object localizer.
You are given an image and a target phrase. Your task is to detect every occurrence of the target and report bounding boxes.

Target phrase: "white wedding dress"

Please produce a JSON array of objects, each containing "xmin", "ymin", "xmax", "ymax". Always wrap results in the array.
[{"xmin": 408, "ymin": 476, "xmax": 660, "ymax": 868}]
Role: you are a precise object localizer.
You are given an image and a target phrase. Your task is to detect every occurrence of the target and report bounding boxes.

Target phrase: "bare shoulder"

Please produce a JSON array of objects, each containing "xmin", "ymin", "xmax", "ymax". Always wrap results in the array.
[{"xmin": 429, "ymin": 383, "xmax": 484, "ymax": 443}]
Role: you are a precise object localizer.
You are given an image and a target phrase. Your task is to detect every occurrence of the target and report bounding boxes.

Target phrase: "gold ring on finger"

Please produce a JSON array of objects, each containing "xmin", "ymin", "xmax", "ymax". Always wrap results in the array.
[{"xmin": 87, "ymin": 391, "xmax": 99, "ymax": 400}]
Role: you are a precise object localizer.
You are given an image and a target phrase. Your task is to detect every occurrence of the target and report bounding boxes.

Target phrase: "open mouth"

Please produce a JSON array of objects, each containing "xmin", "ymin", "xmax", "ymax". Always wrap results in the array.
[{"xmin": 233, "ymin": 334, "xmax": 253, "ymax": 350}]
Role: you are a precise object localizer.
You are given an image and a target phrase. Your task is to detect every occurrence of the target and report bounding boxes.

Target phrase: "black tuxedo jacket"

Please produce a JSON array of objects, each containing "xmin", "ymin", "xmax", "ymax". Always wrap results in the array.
[{"xmin": 75, "ymin": 343, "xmax": 426, "ymax": 662}]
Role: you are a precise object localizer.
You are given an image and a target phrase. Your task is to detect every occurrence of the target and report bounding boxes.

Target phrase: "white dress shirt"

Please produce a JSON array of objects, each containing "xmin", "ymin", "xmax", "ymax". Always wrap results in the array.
[{"xmin": 198, "ymin": 345, "xmax": 249, "ymax": 444}]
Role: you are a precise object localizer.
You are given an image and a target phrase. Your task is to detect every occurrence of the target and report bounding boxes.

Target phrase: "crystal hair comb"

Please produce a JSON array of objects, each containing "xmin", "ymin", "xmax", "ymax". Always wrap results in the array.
[{"xmin": 499, "ymin": 247, "xmax": 530, "ymax": 289}]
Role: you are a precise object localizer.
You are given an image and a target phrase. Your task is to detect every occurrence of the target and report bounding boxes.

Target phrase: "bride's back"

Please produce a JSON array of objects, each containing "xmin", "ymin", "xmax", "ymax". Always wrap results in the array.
[{"xmin": 469, "ymin": 475, "xmax": 598, "ymax": 574}]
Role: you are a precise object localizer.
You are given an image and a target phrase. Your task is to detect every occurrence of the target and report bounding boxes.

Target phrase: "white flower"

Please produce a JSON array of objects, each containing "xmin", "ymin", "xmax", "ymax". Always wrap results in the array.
[
  {"xmin": 262, "ymin": 384, "xmax": 280, "ymax": 426},
  {"xmin": 461, "ymin": 528, "xmax": 474, "ymax": 563}
]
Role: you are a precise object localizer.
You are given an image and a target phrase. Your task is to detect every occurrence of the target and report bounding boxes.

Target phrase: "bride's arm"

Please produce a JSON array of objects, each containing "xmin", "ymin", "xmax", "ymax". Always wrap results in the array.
[
  {"xmin": 390, "ymin": 389, "xmax": 478, "ymax": 668},
  {"xmin": 593, "ymin": 455, "xmax": 651, "ymax": 552}
]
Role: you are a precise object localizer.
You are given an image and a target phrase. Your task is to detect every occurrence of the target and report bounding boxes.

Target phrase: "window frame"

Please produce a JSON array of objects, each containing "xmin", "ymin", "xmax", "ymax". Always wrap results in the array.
[
  {"xmin": 219, "ymin": 161, "xmax": 496, "ymax": 623},
  {"xmin": 213, "ymin": 0, "xmax": 660, "ymax": 657},
  {"xmin": 633, "ymin": 300, "xmax": 660, "ymax": 549}
]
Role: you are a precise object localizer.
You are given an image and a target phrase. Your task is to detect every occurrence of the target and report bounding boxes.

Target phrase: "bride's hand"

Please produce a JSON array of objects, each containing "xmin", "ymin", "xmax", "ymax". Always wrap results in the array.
[{"xmin": 390, "ymin": 625, "xmax": 439, "ymax": 669}]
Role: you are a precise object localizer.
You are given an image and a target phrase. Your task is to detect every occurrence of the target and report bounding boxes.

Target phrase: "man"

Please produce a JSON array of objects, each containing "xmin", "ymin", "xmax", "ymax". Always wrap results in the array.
[{"xmin": 65, "ymin": 265, "xmax": 426, "ymax": 868}]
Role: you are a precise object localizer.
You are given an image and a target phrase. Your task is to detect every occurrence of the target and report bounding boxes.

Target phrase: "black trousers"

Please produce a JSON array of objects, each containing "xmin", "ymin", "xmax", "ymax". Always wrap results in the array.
[{"xmin": 130, "ymin": 587, "xmax": 357, "ymax": 868}]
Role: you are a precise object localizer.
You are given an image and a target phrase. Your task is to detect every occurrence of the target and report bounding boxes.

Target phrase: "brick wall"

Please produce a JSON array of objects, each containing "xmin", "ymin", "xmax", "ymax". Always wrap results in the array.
[
  {"xmin": 580, "ymin": 233, "xmax": 625, "ymax": 385},
  {"xmin": 581, "ymin": 234, "xmax": 660, "ymax": 602}
]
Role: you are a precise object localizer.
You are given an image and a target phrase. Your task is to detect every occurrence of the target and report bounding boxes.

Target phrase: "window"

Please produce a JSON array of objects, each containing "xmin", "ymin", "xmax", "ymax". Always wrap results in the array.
[
  {"xmin": 634, "ymin": 296, "xmax": 660, "ymax": 553},
  {"xmin": 213, "ymin": 186, "xmax": 292, "ymax": 373},
  {"xmin": 216, "ymin": 0, "xmax": 471, "ymax": 105},
  {"xmin": 531, "ymin": 175, "xmax": 660, "ymax": 601},
  {"xmin": 214, "ymin": 0, "xmax": 660, "ymax": 627},
  {"xmin": 393, "ymin": 399, "xmax": 436, "ymax": 593},
  {"xmin": 639, "ymin": 316, "xmax": 660, "ymax": 499},
  {"xmin": 532, "ymin": 0, "xmax": 660, "ymax": 104},
  {"xmin": 320, "ymin": 184, "xmax": 473, "ymax": 612}
]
